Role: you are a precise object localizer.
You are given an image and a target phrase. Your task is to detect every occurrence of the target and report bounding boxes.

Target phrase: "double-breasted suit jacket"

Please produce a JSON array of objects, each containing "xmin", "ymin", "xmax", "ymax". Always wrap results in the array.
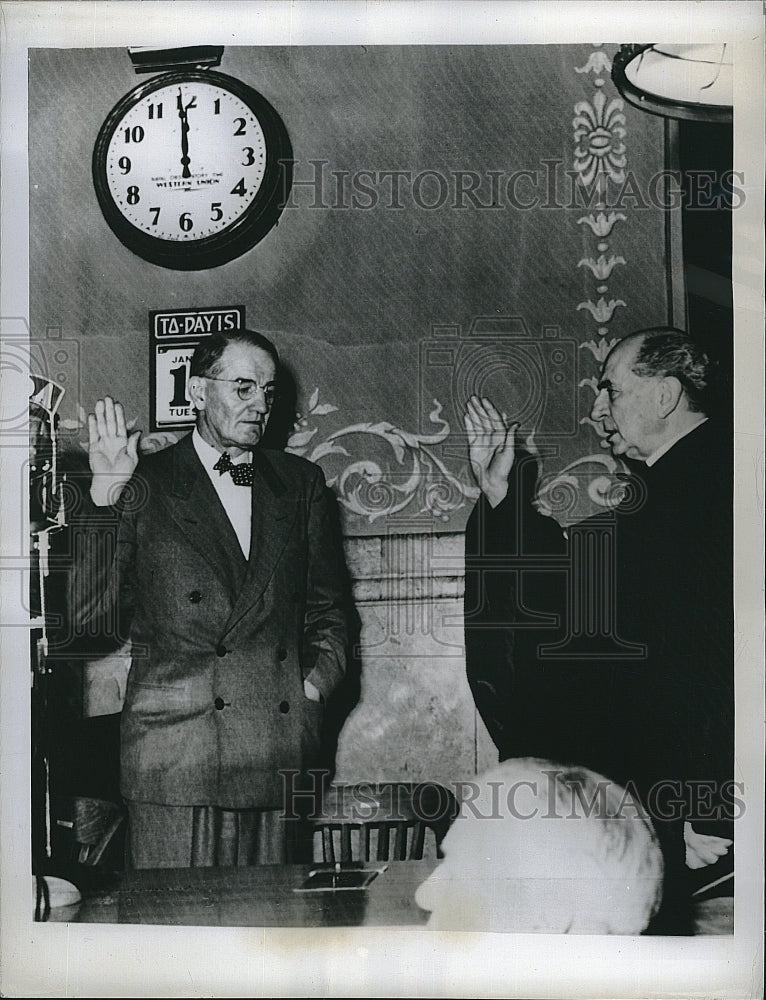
[{"xmin": 70, "ymin": 433, "xmax": 349, "ymax": 809}]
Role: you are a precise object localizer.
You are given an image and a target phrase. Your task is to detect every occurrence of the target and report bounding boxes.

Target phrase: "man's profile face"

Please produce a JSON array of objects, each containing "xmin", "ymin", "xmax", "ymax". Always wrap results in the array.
[
  {"xmin": 590, "ymin": 336, "xmax": 663, "ymax": 461},
  {"xmin": 192, "ymin": 342, "xmax": 276, "ymax": 456}
]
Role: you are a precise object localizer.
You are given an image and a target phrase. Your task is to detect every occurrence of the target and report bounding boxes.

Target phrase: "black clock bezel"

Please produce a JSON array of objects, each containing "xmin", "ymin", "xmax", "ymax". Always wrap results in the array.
[{"xmin": 92, "ymin": 69, "xmax": 293, "ymax": 270}]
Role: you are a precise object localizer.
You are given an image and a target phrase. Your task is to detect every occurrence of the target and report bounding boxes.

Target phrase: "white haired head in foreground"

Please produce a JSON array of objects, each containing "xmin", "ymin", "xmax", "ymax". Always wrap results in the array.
[{"xmin": 415, "ymin": 757, "xmax": 664, "ymax": 934}]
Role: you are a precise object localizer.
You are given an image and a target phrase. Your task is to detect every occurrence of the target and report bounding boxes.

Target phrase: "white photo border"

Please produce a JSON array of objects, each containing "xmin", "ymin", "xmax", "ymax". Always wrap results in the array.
[{"xmin": 1, "ymin": 3, "xmax": 763, "ymax": 997}]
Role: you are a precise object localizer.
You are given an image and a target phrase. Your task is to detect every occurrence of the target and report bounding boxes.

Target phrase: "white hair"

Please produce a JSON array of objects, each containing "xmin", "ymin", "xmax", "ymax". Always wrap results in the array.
[{"xmin": 438, "ymin": 757, "xmax": 664, "ymax": 934}]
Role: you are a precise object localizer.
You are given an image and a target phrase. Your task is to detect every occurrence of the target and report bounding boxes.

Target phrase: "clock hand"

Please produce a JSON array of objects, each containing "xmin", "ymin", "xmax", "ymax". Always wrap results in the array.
[{"xmin": 177, "ymin": 89, "xmax": 191, "ymax": 179}]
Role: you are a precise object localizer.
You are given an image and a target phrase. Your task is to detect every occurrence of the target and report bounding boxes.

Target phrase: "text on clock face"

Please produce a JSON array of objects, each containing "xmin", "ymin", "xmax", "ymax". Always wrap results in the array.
[{"xmin": 105, "ymin": 82, "xmax": 268, "ymax": 241}]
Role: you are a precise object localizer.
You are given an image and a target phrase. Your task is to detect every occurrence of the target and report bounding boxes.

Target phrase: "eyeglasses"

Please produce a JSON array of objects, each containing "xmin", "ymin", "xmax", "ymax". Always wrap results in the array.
[{"xmin": 202, "ymin": 376, "xmax": 277, "ymax": 405}]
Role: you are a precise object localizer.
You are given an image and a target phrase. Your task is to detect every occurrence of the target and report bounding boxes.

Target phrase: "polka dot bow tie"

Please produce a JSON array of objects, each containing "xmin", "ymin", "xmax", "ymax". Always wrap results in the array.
[{"xmin": 213, "ymin": 451, "xmax": 253, "ymax": 486}]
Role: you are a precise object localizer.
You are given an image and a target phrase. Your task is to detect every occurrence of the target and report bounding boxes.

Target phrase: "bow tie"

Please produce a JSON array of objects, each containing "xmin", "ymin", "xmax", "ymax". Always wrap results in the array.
[{"xmin": 213, "ymin": 451, "xmax": 253, "ymax": 486}]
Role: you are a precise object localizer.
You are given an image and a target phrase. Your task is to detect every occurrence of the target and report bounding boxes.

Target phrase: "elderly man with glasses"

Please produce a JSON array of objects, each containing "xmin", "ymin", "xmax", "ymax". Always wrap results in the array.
[{"xmin": 70, "ymin": 329, "xmax": 349, "ymax": 868}]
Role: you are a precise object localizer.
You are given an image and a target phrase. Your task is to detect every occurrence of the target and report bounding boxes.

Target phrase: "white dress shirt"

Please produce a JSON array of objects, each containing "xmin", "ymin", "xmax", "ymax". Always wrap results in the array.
[{"xmin": 192, "ymin": 429, "xmax": 252, "ymax": 557}]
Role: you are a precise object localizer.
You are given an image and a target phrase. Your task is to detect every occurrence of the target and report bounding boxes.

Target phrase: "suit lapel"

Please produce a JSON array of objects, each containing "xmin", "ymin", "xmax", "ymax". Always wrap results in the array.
[
  {"xmin": 223, "ymin": 449, "xmax": 296, "ymax": 636},
  {"xmin": 164, "ymin": 435, "xmax": 247, "ymax": 598}
]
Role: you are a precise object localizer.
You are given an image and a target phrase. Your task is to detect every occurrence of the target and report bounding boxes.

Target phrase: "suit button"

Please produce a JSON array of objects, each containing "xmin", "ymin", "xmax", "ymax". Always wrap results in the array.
[
  {"xmin": 279, "ymin": 700, "xmax": 290, "ymax": 714},
  {"xmin": 188, "ymin": 590, "xmax": 202, "ymax": 603},
  {"xmin": 214, "ymin": 697, "xmax": 225, "ymax": 711},
  {"xmin": 216, "ymin": 645, "xmax": 228, "ymax": 657},
  {"xmin": 277, "ymin": 647, "xmax": 288, "ymax": 661}
]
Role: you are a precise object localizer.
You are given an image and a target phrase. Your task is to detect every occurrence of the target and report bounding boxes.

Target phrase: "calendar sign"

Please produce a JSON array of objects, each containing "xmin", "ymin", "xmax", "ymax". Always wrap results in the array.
[
  {"xmin": 149, "ymin": 305, "xmax": 245, "ymax": 430},
  {"xmin": 151, "ymin": 306, "xmax": 245, "ymax": 340},
  {"xmin": 153, "ymin": 343, "xmax": 197, "ymax": 428}
]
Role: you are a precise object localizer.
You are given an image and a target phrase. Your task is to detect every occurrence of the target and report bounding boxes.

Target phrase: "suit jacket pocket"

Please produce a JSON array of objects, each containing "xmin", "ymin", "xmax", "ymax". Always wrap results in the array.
[{"xmin": 126, "ymin": 680, "xmax": 192, "ymax": 716}]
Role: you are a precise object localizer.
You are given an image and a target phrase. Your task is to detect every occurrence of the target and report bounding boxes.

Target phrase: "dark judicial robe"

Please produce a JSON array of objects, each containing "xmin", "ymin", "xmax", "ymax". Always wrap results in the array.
[{"xmin": 465, "ymin": 419, "xmax": 734, "ymax": 838}]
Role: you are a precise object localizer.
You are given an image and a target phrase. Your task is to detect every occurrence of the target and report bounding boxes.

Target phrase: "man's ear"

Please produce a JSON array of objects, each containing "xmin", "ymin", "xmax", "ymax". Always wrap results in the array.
[
  {"xmin": 187, "ymin": 376, "xmax": 206, "ymax": 411},
  {"xmin": 657, "ymin": 375, "xmax": 684, "ymax": 418}
]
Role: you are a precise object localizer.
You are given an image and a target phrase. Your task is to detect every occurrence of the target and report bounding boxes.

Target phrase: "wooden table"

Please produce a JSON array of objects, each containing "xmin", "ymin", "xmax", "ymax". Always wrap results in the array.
[
  {"xmin": 41, "ymin": 861, "xmax": 733, "ymax": 933},
  {"xmin": 44, "ymin": 861, "xmax": 437, "ymax": 927}
]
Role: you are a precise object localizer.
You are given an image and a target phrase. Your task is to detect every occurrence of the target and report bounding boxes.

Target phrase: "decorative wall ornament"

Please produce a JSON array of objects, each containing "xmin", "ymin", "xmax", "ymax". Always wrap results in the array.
[
  {"xmin": 536, "ymin": 451, "xmax": 626, "ymax": 520},
  {"xmin": 285, "ymin": 386, "xmax": 338, "ymax": 451},
  {"xmin": 572, "ymin": 89, "xmax": 628, "ymax": 186},
  {"xmin": 286, "ymin": 392, "xmax": 479, "ymax": 524},
  {"xmin": 576, "ymin": 297, "xmax": 627, "ymax": 323},
  {"xmin": 579, "ymin": 336, "xmax": 620, "ymax": 364},
  {"xmin": 577, "ymin": 253, "xmax": 626, "ymax": 280},
  {"xmin": 576, "ymin": 210, "xmax": 627, "ymax": 237},
  {"xmin": 574, "ymin": 51, "xmax": 613, "ymax": 78},
  {"xmin": 564, "ymin": 44, "xmax": 631, "ymax": 514},
  {"xmin": 524, "ymin": 426, "xmax": 624, "ymax": 523}
]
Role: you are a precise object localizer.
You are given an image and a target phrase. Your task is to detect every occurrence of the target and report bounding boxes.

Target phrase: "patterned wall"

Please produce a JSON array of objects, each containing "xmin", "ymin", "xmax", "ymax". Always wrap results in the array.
[{"xmin": 29, "ymin": 44, "xmax": 681, "ymax": 535}]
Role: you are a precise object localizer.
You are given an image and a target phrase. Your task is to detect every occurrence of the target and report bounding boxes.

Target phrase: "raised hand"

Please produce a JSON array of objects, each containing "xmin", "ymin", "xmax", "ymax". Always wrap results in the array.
[
  {"xmin": 464, "ymin": 395, "xmax": 518, "ymax": 508},
  {"xmin": 87, "ymin": 397, "xmax": 141, "ymax": 506}
]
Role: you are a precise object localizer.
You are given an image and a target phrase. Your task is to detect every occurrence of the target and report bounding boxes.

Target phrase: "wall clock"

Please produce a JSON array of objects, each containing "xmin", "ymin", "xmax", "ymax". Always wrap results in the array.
[{"xmin": 92, "ymin": 69, "xmax": 293, "ymax": 270}]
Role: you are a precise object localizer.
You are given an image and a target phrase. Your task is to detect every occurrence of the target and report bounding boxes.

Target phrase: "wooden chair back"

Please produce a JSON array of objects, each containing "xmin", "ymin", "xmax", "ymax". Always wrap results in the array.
[{"xmin": 311, "ymin": 782, "xmax": 457, "ymax": 863}]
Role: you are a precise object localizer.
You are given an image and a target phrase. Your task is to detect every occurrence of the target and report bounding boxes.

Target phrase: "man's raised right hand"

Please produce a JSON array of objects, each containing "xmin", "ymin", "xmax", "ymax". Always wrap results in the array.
[
  {"xmin": 88, "ymin": 397, "xmax": 141, "ymax": 506},
  {"xmin": 464, "ymin": 395, "xmax": 519, "ymax": 509}
]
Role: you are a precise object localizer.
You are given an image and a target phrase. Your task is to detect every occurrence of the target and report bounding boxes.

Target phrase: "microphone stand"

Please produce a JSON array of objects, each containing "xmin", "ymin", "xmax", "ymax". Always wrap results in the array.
[{"xmin": 29, "ymin": 378, "xmax": 76, "ymax": 914}]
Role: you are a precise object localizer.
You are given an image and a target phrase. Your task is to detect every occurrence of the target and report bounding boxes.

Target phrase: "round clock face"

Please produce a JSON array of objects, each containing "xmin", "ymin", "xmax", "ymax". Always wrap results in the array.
[{"xmin": 93, "ymin": 70, "xmax": 293, "ymax": 269}]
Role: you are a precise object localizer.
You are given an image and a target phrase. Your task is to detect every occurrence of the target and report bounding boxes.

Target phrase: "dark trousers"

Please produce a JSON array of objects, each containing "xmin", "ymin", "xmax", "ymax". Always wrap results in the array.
[
  {"xmin": 643, "ymin": 817, "xmax": 694, "ymax": 935},
  {"xmin": 126, "ymin": 802, "xmax": 304, "ymax": 869}
]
